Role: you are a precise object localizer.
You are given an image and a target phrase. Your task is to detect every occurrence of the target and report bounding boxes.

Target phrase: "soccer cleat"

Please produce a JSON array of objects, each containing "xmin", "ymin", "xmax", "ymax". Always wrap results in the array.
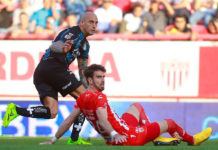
[
  {"xmin": 3, "ymin": 103, "xmax": 19, "ymax": 128},
  {"xmin": 192, "ymin": 127, "xmax": 212, "ymax": 146},
  {"xmin": 153, "ymin": 136, "xmax": 181, "ymax": 146},
  {"xmin": 67, "ymin": 137, "xmax": 92, "ymax": 145}
]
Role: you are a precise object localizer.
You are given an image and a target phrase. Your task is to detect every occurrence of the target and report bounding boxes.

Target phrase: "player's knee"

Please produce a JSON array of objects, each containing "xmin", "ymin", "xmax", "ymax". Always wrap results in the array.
[
  {"xmin": 77, "ymin": 85, "xmax": 86, "ymax": 95},
  {"xmin": 70, "ymin": 85, "xmax": 86, "ymax": 98},
  {"xmin": 50, "ymin": 110, "xmax": 58, "ymax": 119},
  {"xmin": 165, "ymin": 119, "xmax": 176, "ymax": 130},
  {"xmin": 132, "ymin": 103, "xmax": 143, "ymax": 112}
]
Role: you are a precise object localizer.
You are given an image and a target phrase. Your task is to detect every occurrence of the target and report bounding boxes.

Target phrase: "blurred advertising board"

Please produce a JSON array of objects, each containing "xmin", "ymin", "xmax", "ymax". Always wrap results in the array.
[
  {"xmin": 0, "ymin": 100, "xmax": 217, "ymax": 139},
  {"xmin": 0, "ymin": 40, "xmax": 218, "ymax": 97},
  {"xmin": 0, "ymin": 40, "xmax": 218, "ymax": 139}
]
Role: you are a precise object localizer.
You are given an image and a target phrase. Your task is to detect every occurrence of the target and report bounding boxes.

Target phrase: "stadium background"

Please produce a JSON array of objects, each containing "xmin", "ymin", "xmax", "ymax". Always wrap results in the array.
[{"xmin": 0, "ymin": 40, "xmax": 217, "ymax": 140}]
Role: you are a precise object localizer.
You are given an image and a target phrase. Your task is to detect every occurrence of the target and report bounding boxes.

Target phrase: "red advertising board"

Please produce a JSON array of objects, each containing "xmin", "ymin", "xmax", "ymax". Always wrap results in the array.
[{"xmin": 199, "ymin": 47, "xmax": 218, "ymax": 97}]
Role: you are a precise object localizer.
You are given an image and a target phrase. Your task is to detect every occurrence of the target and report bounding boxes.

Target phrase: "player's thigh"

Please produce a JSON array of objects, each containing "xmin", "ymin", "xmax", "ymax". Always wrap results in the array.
[
  {"xmin": 33, "ymin": 60, "xmax": 59, "ymax": 101},
  {"xmin": 53, "ymin": 68, "xmax": 84, "ymax": 98},
  {"xmin": 121, "ymin": 112, "xmax": 139, "ymax": 127},
  {"xmin": 124, "ymin": 104, "xmax": 140, "ymax": 122},
  {"xmin": 145, "ymin": 122, "xmax": 160, "ymax": 143},
  {"xmin": 69, "ymin": 84, "xmax": 86, "ymax": 98},
  {"xmin": 34, "ymin": 80, "xmax": 59, "ymax": 118},
  {"xmin": 34, "ymin": 80, "xmax": 58, "ymax": 102}
]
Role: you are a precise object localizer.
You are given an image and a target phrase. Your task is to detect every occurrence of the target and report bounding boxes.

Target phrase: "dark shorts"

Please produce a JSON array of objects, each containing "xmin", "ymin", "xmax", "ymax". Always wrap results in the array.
[{"xmin": 33, "ymin": 58, "xmax": 82, "ymax": 102}]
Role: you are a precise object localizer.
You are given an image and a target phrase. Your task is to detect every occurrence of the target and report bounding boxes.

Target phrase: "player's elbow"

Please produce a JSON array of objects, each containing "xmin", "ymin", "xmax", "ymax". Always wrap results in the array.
[
  {"xmin": 49, "ymin": 41, "xmax": 64, "ymax": 53},
  {"xmin": 98, "ymin": 120, "xmax": 106, "ymax": 128}
]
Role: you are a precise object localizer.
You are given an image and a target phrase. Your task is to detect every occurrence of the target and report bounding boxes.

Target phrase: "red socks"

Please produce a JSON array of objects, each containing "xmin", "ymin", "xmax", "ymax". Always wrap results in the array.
[
  {"xmin": 166, "ymin": 119, "xmax": 194, "ymax": 144},
  {"xmin": 133, "ymin": 103, "xmax": 150, "ymax": 126}
]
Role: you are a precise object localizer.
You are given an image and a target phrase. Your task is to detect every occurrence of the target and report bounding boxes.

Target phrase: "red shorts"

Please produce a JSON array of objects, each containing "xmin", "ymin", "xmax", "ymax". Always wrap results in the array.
[
  {"xmin": 118, "ymin": 113, "xmax": 160, "ymax": 145},
  {"xmin": 121, "ymin": 112, "xmax": 139, "ymax": 127}
]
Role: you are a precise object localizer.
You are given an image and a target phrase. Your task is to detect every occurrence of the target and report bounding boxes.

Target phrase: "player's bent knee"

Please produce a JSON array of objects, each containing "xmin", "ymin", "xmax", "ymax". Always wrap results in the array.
[
  {"xmin": 49, "ymin": 108, "xmax": 58, "ymax": 119},
  {"xmin": 165, "ymin": 119, "xmax": 176, "ymax": 130},
  {"xmin": 77, "ymin": 85, "xmax": 86, "ymax": 94},
  {"xmin": 70, "ymin": 85, "xmax": 86, "ymax": 98},
  {"xmin": 50, "ymin": 112, "xmax": 58, "ymax": 119},
  {"xmin": 132, "ymin": 103, "xmax": 143, "ymax": 112}
]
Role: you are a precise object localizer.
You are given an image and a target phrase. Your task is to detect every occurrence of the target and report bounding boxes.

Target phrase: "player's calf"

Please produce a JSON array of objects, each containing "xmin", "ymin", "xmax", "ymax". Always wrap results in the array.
[{"xmin": 16, "ymin": 106, "xmax": 52, "ymax": 119}]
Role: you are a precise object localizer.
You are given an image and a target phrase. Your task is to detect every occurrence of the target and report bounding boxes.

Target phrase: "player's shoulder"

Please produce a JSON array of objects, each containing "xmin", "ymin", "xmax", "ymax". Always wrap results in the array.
[
  {"xmin": 68, "ymin": 26, "xmax": 80, "ymax": 32},
  {"xmin": 83, "ymin": 91, "xmax": 106, "ymax": 99},
  {"xmin": 67, "ymin": 26, "xmax": 79, "ymax": 33},
  {"xmin": 95, "ymin": 91, "xmax": 107, "ymax": 101}
]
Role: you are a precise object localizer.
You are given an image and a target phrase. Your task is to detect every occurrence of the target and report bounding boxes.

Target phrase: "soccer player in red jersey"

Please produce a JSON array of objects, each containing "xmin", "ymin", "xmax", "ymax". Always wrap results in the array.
[{"xmin": 41, "ymin": 64, "xmax": 212, "ymax": 146}]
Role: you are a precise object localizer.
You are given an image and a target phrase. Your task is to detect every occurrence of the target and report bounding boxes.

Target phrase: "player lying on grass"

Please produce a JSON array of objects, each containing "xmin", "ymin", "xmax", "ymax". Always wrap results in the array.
[{"xmin": 41, "ymin": 64, "xmax": 212, "ymax": 146}]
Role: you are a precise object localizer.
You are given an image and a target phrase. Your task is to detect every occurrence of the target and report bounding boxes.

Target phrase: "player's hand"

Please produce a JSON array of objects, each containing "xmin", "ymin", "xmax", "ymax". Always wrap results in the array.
[
  {"xmin": 63, "ymin": 40, "xmax": 74, "ymax": 53},
  {"xmin": 39, "ymin": 141, "xmax": 54, "ymax": 145},
  {"xmin": 114, "ymin": 134, "xmax": 127, "ymax": 144}
]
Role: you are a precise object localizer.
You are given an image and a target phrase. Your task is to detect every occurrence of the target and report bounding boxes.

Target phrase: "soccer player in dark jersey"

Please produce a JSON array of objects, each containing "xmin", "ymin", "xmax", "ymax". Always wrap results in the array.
[
  {"xmin": 40, "ymin": 64, "xmax": 212, "ymax": 146},
  {"xmin": 3, "ymin": 12, "xmax": 98, "ymax": 145}
]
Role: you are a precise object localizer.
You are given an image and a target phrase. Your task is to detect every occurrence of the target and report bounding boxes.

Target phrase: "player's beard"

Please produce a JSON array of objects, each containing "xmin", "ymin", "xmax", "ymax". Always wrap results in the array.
[{"xmin": 93, "ymin": 80, "xmax": 104, "ymax": 92}]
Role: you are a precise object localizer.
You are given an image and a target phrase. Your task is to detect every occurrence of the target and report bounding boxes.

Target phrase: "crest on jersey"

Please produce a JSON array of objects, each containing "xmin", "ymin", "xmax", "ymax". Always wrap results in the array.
[
  {"xmin": 98, "ymin": 95, "xmax": 103, "ymax": 99},
  {"xmin": 64, "ymin": 33, "xmax": 73, "ymax": 39}
]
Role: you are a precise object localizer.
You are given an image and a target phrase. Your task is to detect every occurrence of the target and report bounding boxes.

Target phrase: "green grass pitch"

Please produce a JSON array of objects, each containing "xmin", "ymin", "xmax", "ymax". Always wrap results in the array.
[{"xmin": 0, "ymin": 136, "xmax": 217, "ymax": 150}]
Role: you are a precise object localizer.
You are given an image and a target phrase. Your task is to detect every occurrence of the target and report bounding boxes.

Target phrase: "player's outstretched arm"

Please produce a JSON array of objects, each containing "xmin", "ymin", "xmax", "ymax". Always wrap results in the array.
[
  {"xmin": 40, "ymin": 108, "xmax": 81, "ymax": 145},
  {"xmin": 96, "ymin": 108, "xmax": 127, "ymax": 144}
]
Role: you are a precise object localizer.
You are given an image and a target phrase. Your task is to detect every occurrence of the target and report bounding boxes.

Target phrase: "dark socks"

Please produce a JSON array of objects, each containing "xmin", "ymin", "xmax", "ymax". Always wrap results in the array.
[
  {"xmin": 16, "ymin": 106, "xmax": 51, "ymax": 119},
  {"xmin": 70, "ymin": 113, "xmax": 85, "ymax": 141}
]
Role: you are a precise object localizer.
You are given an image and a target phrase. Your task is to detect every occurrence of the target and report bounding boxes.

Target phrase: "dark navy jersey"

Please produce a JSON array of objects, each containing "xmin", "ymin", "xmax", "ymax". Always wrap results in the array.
[{"xmin": 42, "ymin": 26, "xmax": 90, "ymax": 66}]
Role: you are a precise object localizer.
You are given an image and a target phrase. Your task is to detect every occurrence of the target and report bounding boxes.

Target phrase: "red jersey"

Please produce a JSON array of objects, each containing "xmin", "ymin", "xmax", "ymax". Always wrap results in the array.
[
  {"xmin": 75, "ymin": 91, "xmax": 130, "ymax": 142},
  {"xmin": 75, "ymin": 91, "xmax": 159, "ymax": 145}
]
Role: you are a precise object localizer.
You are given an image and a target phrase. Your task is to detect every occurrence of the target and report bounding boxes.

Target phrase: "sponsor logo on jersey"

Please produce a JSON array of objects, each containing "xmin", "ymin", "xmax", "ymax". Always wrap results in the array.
[
  {"xmin": 98, "ymin": 95, "xmax": 103, "ymax": 99},
  {"xmin": 64, "ymin": 33, "xmax": 73, "ymax": 39},
  {"xmin": 135, "ymin": 127, "xmax": 144, "ymax": 133}
]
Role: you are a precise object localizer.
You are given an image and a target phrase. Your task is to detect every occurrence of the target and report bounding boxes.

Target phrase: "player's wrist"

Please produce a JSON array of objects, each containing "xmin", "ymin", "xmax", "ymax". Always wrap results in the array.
[
  {"xmin": 51, "ymin": 136, "xmax": 58, "ymax": 143},
  {"xmin": 110, "ymin": 130, "xmax": 118, "ymax": 137}
]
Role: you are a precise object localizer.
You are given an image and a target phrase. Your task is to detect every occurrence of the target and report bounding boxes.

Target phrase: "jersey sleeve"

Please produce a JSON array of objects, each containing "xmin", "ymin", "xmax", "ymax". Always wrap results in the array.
[{"xmin": 53, "ymin": 28, "xmax": 78, "ymax": 44}]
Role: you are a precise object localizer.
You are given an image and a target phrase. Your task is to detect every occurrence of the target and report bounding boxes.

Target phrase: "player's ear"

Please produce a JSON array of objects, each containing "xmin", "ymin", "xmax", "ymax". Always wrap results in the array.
[
  {"xmin": 81, "ymin": 20, "xmax": 84, "ymax": 25},
  {"xmin": 87, "ymin": 77, "xmax": 92, "ymax": 84}
]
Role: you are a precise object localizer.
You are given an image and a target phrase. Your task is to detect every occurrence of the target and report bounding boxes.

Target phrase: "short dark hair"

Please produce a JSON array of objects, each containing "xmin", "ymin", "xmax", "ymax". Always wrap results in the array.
[
  {"xmin": 84, "ymin": 64, "xmax": 106, "ymax": 79},
  {"xmin": 173, "ymin": 14, "xmax": 189, "ymax": 23}
]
